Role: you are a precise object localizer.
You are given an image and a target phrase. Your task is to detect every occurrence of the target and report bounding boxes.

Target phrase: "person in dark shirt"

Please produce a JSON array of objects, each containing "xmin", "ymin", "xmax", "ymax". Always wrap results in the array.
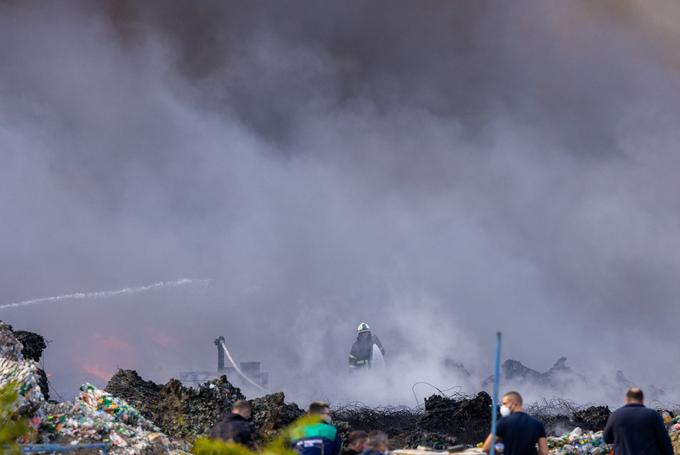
[
  {"xmin": 210, "ymin": 400, "xmax": 256, "ymax": 448},
  {"xmin": 341, "ymin": 431, "xmax": 368, "ymax": 455},
  {"xmin": 603, "ymin": 387, "xmax": 673, "ymax": 455},
  {"xmin": 359, "ymin": 431, "xmax": 388, "ymax": 455},
  {"xmin": 482, "ymin": 391, "xmax": 548, "ymax": 455}
]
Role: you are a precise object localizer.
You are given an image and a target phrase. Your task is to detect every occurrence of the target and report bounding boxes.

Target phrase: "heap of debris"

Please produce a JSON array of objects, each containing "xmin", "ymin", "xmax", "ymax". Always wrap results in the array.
[
  {"xmin": 2, "ymin": 325, "xmax": 49, "ymax": 401},
  {"xmin": 106, "ymin": 369, "xmax": 305, "ymax": 443},
  {"xmin": 250, "ymin": 391, "xmax": 304, "ymax": 440},
  {"xmin": 106, "ymin": 369, "xmax": 245, "ymax": 441},
  {"xmin": 333, "ymin": 404, "xmax": 418, "ymax": 438},
  {"xmin": 573, "ymin": 406, "xmax": 611, "ymax": 431},
  {"xmin": 525, "ymin": 399, "xmax": 612, "ymax": 435},
  {"xmin": 332, "ymin": 393, "xmax": 492, "ymax": 450},
  {"xmin": 547, "ymin": 427, "xmax": 609, "ymax": 454},
  {"xmin": 417, "ymin": 392, "xmax": 492, "ymax": 445},
  {"xmin": 0, "ymin": 321, "xmax": 184, "ymax": 454}
]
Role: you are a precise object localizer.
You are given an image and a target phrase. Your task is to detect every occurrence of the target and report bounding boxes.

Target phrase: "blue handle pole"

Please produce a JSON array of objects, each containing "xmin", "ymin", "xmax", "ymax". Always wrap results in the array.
[{"xmin": 489, "ymin": 331, "xmax": 502, "ymax": 453}]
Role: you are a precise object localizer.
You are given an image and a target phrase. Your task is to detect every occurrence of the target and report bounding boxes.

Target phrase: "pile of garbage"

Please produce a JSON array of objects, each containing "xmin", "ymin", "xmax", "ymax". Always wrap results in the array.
[
  {"xmin": 250, "ymin": 391, "xmax": 304, "ymax": 441},
  {"xmin": 106, "ymin": 369, "xmax": 246, "ymax": 441},
  {"xmin": 12, "ymin": 329, "xmax": 49, "ymax": 400},
  {"xmin": 0, "ymin": 323, "xmax": 47, "ymax": 415},
  {"xmin": 35, "ymin": 383, "xmax": 179, "ymax": 452},
  {"xmin": 525, "ymin": 399, "xmax": 611, "ymax": 435},
  {"xmin": 668, "ymin": 415, "xmax": 680, "ymax": 454},
  {"xmin": 106, "ymin": 369, "xmax": 305, "ymax": 443},
  {"xmin": 333, "ymin": 404, "xmax": 418, "ymax": 438},
  {"xmin": 547, "ymin": 428, "xmax": 608, "ymax": 454},
  {"xmin": 0, "ymin": 321, "xmax": 184, "ymax": 454}
]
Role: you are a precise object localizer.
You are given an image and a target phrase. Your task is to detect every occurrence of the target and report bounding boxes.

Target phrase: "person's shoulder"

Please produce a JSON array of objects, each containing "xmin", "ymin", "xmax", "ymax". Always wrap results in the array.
[
  {"xmin": 316, "ymin": 422, "xmax": 338, "ymax": 438},
  {"xmin": 641, "ymin": 407, "xmax": 662, "ymax": 420},
  {"xmin": 227, "ymin": 414, "xmax": 249, "ymax": 425},
  {"xmin": 513, "ymin": 412, "xmax": 544, "ymax": 430}
]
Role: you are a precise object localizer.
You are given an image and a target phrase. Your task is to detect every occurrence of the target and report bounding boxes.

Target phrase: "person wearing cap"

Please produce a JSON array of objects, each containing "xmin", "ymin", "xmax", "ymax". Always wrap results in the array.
[{"xmin": 348, "ymin": 322, "xmax": 385, "ymax": 369}]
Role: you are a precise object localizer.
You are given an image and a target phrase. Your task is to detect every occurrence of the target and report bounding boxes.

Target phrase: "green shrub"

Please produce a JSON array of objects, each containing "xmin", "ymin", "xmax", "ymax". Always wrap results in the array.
[{"xmin": 0, "ymin": 382, "xmax": 29, "ymax": 455}]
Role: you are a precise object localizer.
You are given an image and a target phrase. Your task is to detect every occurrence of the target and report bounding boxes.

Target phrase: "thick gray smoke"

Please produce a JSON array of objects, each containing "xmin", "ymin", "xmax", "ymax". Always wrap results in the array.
[{"xmin": 1, "ymin": 0, "xmax": 680, "ymax": 406}]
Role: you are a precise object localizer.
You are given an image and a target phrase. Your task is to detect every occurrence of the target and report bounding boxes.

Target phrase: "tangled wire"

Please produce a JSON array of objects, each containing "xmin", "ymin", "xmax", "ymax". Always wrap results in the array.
[
  {"xmin": 332, "ymin": 402, "xmax": 421, "ymax": 435},
  {"xmin": 525, "ymin": 398, "xmax": 580, "ymax": 419}
]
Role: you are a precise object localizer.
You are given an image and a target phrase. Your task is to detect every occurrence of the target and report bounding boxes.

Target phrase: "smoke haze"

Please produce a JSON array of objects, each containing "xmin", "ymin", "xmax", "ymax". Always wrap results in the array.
[{"xmin": 1, "ymin": 0, "xmax": 680, "ymax": 406}]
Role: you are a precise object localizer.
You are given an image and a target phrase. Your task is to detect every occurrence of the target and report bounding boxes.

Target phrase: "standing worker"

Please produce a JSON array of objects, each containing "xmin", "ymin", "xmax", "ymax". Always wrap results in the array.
[
  {"xmin": 209, "ymin": 400, "xmax": 256, "ymax": 448},
  {"xmin": 348, "ymin": 322, "xmax": 385, "ymax": 369},
  {"xmin": 603, "ymin": 387, "xmax": 673, "ymax": 455},
  {"xmin": 482, "ymin": 391, "xmax": 548, "ymax": 455},
  {"xmin": 291, "ymin": 402, "xmax": 342, "ymax": 455}
]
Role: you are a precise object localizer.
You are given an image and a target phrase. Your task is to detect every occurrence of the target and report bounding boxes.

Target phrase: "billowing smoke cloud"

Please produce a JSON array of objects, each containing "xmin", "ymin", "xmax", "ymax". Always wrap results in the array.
[{"xmin": 1, "ymin": 0, "xmax": 680, "ymax": 407}]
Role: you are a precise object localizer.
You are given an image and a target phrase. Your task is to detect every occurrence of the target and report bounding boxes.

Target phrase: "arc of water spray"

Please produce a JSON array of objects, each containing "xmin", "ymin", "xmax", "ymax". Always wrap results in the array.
[
  {"xmin": 220, "ymin": 339, "xmax": 268, "ymax": 392},
  {"xmin": 0, "ymin": 278, "xmax": 212, "ymax": 310}
]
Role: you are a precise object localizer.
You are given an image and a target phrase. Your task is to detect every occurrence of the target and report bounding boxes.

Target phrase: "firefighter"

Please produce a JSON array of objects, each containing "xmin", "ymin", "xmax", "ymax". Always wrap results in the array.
[{"xmin": 348, "ymin": 322, "xmax": 385, "ymax": 369}]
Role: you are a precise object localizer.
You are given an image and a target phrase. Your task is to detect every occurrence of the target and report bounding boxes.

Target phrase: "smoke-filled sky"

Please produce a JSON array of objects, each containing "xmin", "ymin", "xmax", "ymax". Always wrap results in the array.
[{"xmin": 2, "ymin": 0, "xmax": 680, "ymax": 406}]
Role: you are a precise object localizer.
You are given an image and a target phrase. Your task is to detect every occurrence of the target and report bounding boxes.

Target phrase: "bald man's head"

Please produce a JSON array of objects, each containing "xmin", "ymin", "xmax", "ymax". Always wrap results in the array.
[{"xmin": 626, "ymin": 387, "xmax": 644, "ymax": 404}]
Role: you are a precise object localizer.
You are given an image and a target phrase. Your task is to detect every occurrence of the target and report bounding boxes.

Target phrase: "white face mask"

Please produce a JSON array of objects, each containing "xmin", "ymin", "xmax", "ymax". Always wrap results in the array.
[{"xmin": 499, "ymin": 405, "xmax": 511, "ymax": 417}]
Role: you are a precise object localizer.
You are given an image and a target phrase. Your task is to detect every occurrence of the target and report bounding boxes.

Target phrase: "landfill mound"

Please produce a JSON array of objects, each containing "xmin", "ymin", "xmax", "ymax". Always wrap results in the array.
[
  {"xmin": 0, "ymin": 321, "xmax": 184, "ymax": 454},
  {"xmin": 0, "ymin": 324, "xmax": 50, "ymax": 401},
  {"xmin": 106, "ymin": 368, "xmax": 305, "ymax": 443},
  {"xmin": 106, "ymin": 369, "xmax": 245, "ymax": 441}
]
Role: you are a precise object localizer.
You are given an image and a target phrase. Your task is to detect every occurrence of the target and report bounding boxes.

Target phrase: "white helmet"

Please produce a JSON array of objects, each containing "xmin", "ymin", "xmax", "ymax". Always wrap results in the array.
[{"xmin": 357, "ymin": 322, "xmax": 371, "ymax": 333}]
